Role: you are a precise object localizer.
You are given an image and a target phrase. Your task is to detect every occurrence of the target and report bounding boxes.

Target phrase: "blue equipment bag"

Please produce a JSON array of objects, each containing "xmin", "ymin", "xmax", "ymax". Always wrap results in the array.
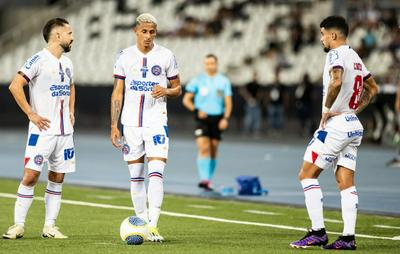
[{"xmin": 236, "ymin": 176, "xmax": 267, "ymax": 196}]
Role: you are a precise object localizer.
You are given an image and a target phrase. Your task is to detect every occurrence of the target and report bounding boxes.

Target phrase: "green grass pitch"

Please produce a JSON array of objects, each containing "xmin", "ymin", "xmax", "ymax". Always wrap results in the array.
[{"xmin": 0, "ymin": 179, "xmax": 399, "ymax": 254}]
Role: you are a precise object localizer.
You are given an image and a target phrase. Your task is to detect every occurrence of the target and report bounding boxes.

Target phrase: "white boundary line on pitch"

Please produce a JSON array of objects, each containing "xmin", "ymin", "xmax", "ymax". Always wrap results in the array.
[
  {"xmin": 374, "ymin": 225, "xmax": 400, "ymax": 230},
  {"xmin": 0, "ymin": 192, "xmax": 398, "ymax": 241},
  {"xmin": 244, "ymin": 210, "xmax": 281, "ymax": 216}
]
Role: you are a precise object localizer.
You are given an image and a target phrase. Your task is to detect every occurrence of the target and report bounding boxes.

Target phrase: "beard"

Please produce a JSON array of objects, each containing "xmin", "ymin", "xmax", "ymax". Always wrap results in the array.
[
  {"xmin": 323, "ymin": 46, "xmax": 330, "ymax": 52},
  {"xmin": 61, "ymin": 42, "xmax": 72, "ymax": 52}
]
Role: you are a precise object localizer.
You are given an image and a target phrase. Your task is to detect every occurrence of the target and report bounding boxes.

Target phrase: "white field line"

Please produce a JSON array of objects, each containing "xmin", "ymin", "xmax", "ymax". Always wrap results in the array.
[
  {"xmin": 244, "ymin": 210, "xmax": 281, "ymax": 216},
  {"xmin": 324, "ymin": 218, "xmax": 343, "ymax": 224},
  {"xmin": 0, "ymin": 192, "xmax": 398, "ymax": 241},
  {"xmin": 187, "ymin": 204, "xmax": 216, "ymax": 209},
  {"xmin": 374, "ymin": 225, "xmax": 400, "ymax": 230}
]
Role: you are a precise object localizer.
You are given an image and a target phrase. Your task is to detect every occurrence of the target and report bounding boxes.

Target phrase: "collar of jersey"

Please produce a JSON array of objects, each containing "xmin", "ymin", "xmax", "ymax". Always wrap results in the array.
[{"xmin": 134, "ymin": 43, "xmax": 158, "ymax": 56}]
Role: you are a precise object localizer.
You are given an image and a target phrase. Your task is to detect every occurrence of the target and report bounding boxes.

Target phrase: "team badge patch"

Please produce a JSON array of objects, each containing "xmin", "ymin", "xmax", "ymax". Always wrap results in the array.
[
  {"xmin": 34, "ymin": 155, "xmax": 44, "ymax": 166},
  {"xmin": 65, "ymin": 68, "xmax": 72, "ymax": 80},
  {"xmin": 122, "ymin": 144, "xmax": 130, "ymax": 155},
  {"xmin": 151, "ymin": 65, "xmax": 162, "ymax": 76}
]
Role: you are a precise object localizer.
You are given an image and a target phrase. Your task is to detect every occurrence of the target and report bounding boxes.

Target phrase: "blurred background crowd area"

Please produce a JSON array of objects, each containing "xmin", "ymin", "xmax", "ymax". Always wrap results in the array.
[{"xmin": 0, "ymin": 0, "xmax": 399, "ymax": 145}]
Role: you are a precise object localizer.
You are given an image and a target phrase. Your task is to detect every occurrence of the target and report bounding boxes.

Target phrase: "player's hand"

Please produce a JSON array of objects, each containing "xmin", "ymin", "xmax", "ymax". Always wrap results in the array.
[
  {"xmin": 197, "ymin": 110, "xmax": 208, "ymax": 119},
  {"xmin": 28, "ymin": 112, "xmax": 50, "ymax": 131},
  {"xmin": 151, "ymin": 85, "xmax": 167, "ymax": 99},
  {"xmin": 219, "ymin": 118, "xmax": 229, "ymax": 131},
  {"xmin": 110, "ymin": 126, "xmax": 122, "ymax": 148},
  {"xmin": 319, "ymin": 112, "xmax": 340, "ymax": 129},
  {"xmin": 70, "ymin": 112, "xmax": 75, "ymax": 126}
]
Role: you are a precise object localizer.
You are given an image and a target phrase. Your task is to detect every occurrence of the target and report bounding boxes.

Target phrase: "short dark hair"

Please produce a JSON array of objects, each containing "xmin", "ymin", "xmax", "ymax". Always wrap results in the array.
[
  {"xmin": 205, "ymin": 54, "xmax": 218, "ymax": 62},
  {"xmin": 320, "ymin": 16, "xmax": 349, "ymax": 37},
  {"xmin": 42, "ymin": 18, "xmax": 69, "ymax": 43}
]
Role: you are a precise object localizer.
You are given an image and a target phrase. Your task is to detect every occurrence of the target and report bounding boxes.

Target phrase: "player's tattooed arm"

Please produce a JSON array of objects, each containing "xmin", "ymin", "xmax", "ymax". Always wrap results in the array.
[
  {"xmin": 355, "ymin": 76, "xmax": 379, "ymax": 115},
  {"xmin": 320, "ymin": 67, "xmax": 343, "ymax": 128},
  {"xmin": 324, "ymin": 67, "xmax": 343, "ymax": 108},
  {"xmin": 69, "ymin": 83, "xmax": 75, "ymax": 126},
  {"xmin": 9, "ymin": 73, "xmax": 50, "ymax": 131},
  {"xmin": 110, "ymin": 78, "xmax": 124, "ymax": 148}
]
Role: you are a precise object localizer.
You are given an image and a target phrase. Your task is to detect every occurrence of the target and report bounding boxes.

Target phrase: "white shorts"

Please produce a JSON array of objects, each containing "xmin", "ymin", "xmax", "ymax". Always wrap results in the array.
[
  {"xmin": 303, "ymin": 126, "xmax": 363, "ymax": 172},
  {"xmin": 24, "ymin": 132, "xmax": 75, "ymax": 173},
  {"xmin": 122, "ymin": 125, "xmax": 169, "ymax": 161}
]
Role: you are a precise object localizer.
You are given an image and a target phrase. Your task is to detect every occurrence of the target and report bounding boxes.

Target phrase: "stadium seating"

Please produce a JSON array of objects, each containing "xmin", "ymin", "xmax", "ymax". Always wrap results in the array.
[{"xmin": 0, "ymin": 0, "xmax": 396, "ymax": 86}]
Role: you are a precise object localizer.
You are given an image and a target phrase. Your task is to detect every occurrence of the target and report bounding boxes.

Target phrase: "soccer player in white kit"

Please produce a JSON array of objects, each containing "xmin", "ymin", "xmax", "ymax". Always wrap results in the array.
[
  {"xmin": 110, "ymin": 13, "xmax": 181, "ymax": 242},
  {"xmin": 290, "ymin": 16, "xmax": 378, "ymax": 250},
  {"xmin": 3, "ymin": 18, "xmax": 75, "ymax": 239}
]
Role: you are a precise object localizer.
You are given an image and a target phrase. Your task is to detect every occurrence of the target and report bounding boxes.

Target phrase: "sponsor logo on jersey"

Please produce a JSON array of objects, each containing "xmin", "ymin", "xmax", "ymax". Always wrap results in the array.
[
  {"xmin": 24, "ymin": 55, "xmax": 40, "ymax": 70},
  {"xmin": 129, "ymin": 80, "xmax": 159, "ymax": 92},
  {"xmin": 347, "ymin": 130, "xmax": 363, "ymax": 138},
  {"xmin": 50, "ymin": 84, "xmax": 70, "ymax": 97},
  {"xmin": 122, "ymin": 144, "xmax": 130, "ymax": 155},
  {"xmin": 63, "ymin": 148, "xmax": 74, "ymax": 161},
  {"xmin": 153, "ymin": 134, "xmax": 166, "ymax": 145},
  {"xmin": 345, "ymin": 115, "xmax": 359, "ymax": 122},
  {"xmin": 151, "ymin": 65, "xmax": 162, "ymax": 76},
  {"xmin": 34, "ymin": 154, "xmax": 44, "ymax": 166},
  {"xmin": 344, "ymin": 153, "xmax": 356, "ymax": 161}
]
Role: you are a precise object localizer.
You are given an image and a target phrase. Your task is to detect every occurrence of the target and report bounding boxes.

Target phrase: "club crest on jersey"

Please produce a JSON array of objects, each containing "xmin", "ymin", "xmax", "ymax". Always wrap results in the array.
[
  {"xmin": 328, "ymin": 50, "xmax": 339, "ymax": 65},
  {"xmin": 122, "ymin": 144, "xmax": 130, "ymax": 155},
  {"xmin": 34, "ymin": 154, "xmax": 44, "ymax": 166},
  {"xmin": 151, "ymin": 65, "xmax": 162, "ymax": 76}
]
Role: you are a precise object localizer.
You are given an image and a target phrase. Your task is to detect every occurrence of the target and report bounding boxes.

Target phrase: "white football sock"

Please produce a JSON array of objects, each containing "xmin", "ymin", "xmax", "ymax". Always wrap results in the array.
[
  {"xmin": 301, "ymin": 178, "xmax": 325, "ymax": 230},
  {"xmin": 341, "ymin": 186, "xmax": 358, "ymax": 236},
  {"xmin": 128, "ymin": 163, "xmax": 148, "ymax": 222},
  {"xmin": 14, "ymin": 184, "xmax": 35, "ymax": 226},
  {"xmin": 44, "ymin": 181, "xmax": 62, "ymax": 227},
  {"xmin": 147, "ymin": 160, "xmax": 165, "ymax": 228}
]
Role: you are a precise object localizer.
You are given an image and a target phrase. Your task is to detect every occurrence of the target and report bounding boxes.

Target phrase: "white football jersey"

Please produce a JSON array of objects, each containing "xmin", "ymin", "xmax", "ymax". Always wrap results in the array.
[
  {"xmin": 113, "ymin": 43, "xmax": 179, "ymax": 127},
  {"xmin": 19, "ymin": 49, "xmax": 74, "ymax": 135},
  {"xmin": 323, "ymin": 45, "xmax": 371, "ymax": 114}
]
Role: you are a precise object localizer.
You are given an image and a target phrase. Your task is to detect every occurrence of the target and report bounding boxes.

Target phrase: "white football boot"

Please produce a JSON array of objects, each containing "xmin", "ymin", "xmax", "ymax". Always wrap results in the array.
[
  {"xmin": 147, "ymin": 227, "xmax": 164, "ymax": 242},
  {"xmin": 3, "ymin": 224, "xmax": 25, "ymax": 239},
  {"xmin": 42, "ymin": 225, "xmax": 68, "ymax": 239}
]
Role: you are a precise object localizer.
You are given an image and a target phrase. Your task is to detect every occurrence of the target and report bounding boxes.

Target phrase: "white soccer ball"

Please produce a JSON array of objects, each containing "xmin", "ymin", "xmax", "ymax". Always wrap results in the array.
[{"xmin": 120, "ymin": 216, "xmax": 148, "ymax": 245}]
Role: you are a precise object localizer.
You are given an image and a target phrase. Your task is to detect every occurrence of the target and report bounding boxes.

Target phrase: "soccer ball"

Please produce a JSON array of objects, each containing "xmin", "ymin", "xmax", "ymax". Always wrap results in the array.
[{"xmin": 120, "ymin": 216, "xmax": 148, "ymax": 245}]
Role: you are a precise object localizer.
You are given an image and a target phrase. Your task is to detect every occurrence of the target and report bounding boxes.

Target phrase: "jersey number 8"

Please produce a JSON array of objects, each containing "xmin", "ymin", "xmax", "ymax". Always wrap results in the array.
[{"xmin": 349, "ymin": 75, "xmax": 363, "ymax": 110}]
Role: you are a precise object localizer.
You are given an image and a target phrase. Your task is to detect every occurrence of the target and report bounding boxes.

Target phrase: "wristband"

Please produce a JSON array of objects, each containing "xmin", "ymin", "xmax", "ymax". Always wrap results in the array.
[{"xmin": 322, "ymin": 106, "xmax": 330, "ymax": 114}]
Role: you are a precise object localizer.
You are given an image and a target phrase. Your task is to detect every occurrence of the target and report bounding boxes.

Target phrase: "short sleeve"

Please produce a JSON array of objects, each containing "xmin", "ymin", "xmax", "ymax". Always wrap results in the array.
[
  {"xmin": 327, "ymin": 49, "xmax": 344, "ymax": 71},
  {"xmin": 224, "ymin": 78, "xmax": 233, "ymax": 96},
  {"xmin": 19, "ymin": 54, "xmax": 40, "ymax": 83},
  {"xmin": 186, "ymin": 77, "xmax": 198, "ymax": 93},
  {"xmin": 361, "ymin": 61, "xmax": 371, "ymax": 81},
  {"xmin": 166, "ymin": 52, "xmax": 179, "ymax": 80},
  {"xmin": 113, "ymin": 50, "xmax": 125, "ymax": 80}
]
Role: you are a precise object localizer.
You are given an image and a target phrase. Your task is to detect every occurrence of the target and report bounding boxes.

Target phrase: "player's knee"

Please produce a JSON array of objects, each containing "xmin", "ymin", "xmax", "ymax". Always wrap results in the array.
[
  {"xmin": 48, "ymin": 172, "xmax": 65, "ymax": 183},
  {"xmin": 22, "ymin": 170, "xmax": 40, "ymax": 186},
  {"xmin": 198, "ymin": 146, "xmax": 211, "ymax": 157}
]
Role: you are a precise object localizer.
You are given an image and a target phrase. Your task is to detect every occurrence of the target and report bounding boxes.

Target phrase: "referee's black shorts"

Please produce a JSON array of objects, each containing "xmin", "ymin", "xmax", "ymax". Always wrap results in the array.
[{"xmin": 194, "ymin": 114, "xmax": 224, "ymax": 140}]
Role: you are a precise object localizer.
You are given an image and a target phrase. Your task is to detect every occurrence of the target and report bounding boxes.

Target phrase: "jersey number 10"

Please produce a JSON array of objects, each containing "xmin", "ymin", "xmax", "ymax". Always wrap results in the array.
[{"xmin": 349, "ymin": 75, "xmax": 363, "ymax": 110}]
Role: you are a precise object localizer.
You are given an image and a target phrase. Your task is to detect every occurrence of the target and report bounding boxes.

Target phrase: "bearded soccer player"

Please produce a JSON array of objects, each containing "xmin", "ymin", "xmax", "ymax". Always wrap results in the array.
[
  {"xmin": 110, "ymin": 13, "xmax": 181, "ymax": 242},
  {"xmin": 290, "ymin": 16, "xmax": 378, "ymax": 250},
  {"xmin": 3, "ymin": 18, "xmax": 75, "ymax": 239}
]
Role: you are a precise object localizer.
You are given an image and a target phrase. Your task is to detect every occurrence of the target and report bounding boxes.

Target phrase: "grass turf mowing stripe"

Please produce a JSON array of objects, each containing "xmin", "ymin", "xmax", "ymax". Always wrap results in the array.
[{"xmin": 0, "ymin": 192, "xmax": 398, "ymax": 241}]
